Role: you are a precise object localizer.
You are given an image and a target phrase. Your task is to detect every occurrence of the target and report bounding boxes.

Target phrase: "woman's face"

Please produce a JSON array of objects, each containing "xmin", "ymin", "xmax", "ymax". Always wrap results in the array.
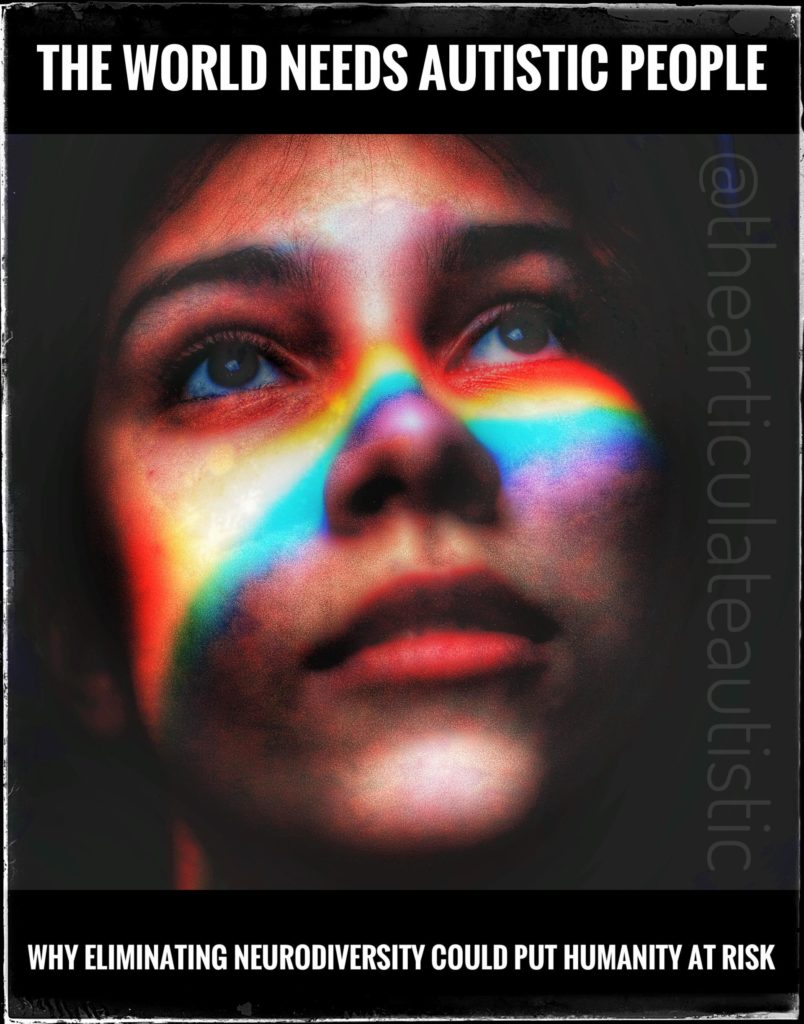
[{"xmin": 88, "ymin": 135, "xmax": 661, "ymax": 852}]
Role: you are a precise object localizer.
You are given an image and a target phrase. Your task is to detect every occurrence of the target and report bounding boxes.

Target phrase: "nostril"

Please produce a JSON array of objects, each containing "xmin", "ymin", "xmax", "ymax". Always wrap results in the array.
[
  {"xmin": 349, "ymin": 473, "xmax": 407, "ymax": 517},
  {"xmin": 436, "ymin": 466, "xmax": 491, "ymax": 523},
  {"xmin": 434, "ymin": 442, "xmax": 501, "ymax": 525},
  {"xmin": 326, "ymin": 395, "xmax": 504, "ymax": 534}
]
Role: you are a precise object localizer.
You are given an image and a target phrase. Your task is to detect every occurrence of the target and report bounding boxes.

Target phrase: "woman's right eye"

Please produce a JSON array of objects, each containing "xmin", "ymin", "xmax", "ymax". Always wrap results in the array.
[{"xmin": 179, "ymin": 334, "xmax": 286, "ymax": 401}]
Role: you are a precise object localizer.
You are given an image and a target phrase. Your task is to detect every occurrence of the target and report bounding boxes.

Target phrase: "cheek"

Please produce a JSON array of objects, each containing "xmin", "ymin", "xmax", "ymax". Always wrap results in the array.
[
  {"xmin": 456, "ymin": 357, "xmax": 661, "ymax": 520},
  {"xmin": 95, "ymin": 422, "xmax": 338, "ymax": 728},
  {"xmin": 472, "ymin": 410, "xmax": 658, "ymax": 506},
  {"xmin": 502, "ymin": 454, "xmax": 661, "ymax": 654},
  {"xmin": 460, "ymin": 362, "xmax": 663, "ymax": 636}
]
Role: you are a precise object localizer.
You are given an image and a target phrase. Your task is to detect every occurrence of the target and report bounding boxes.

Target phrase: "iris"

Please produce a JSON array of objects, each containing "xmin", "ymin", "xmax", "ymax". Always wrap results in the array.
[
  {"xmin": 467, "ymin": 304, "xmax": 565, "ymax": 366},
  {"xmin": 183, "ymin": 341, "xmax": 282, "ymax": 400}
]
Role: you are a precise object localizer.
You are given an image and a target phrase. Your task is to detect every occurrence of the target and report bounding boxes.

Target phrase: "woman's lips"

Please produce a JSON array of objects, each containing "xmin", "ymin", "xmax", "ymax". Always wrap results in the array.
[
  {"xmin": 303, "ymin": 569, "xmax": 559, "ymax": 692},
  {"xmin": 319, "ymin": 628, "xmax": 549, "ymax": 690}
]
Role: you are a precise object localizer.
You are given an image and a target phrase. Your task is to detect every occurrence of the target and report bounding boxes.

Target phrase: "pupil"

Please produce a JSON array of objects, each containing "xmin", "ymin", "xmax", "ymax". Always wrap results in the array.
[
  {"xmin": 209, "ymin": 344, "xmax": 259, "ymax": 387},
  {"xmin": 499, "ymin": 309, "xmax": 553, "ymax": 354}
]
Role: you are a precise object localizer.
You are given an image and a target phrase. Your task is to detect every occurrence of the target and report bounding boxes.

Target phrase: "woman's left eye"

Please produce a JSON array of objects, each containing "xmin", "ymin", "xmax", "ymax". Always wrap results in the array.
[
  {"xmin": 182, "ymin": 337, "xmax": 284, "ymax": 400},
  {"xmin": 464, "ymin": 303, "xmax": 567, "ymax": 367}
]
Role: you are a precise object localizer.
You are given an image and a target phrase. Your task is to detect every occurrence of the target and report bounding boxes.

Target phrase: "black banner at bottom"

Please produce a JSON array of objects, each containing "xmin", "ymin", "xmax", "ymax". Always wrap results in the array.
[{"xmin": 6, "ymin": 890, "xmax": 798, "ymax": 1019}]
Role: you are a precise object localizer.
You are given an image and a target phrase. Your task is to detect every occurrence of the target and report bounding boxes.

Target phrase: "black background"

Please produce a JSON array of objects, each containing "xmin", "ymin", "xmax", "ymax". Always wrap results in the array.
[{"xmin": 3, "ymin": 3, "xmax": 800, "ymax": 1020}]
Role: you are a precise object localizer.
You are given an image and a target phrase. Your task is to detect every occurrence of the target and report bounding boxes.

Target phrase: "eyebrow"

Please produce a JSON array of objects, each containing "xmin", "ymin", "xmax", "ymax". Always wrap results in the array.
[
  {"xmin": 435, "ymin": 222, "xmax": 577, "ymax": 275},
  {"xmin": 113, "ymin": 222, "xmax": 575, "ymax": 344},
  {"xmin": 113, "ymin": 245, "xmax": 314, "ymax": 343}
]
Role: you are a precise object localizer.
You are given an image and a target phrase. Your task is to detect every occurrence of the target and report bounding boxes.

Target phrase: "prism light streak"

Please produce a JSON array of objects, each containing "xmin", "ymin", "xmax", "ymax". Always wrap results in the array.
[{"xmin": 144, "ymin": 350, "xmax": 659, "ymax": 718}]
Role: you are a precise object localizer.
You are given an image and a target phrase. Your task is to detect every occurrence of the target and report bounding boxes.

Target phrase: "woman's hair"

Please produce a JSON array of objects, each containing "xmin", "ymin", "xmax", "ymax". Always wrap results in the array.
[{"xmin": 7, "ymin": 134, "xmax": 712, "ymax": 887}]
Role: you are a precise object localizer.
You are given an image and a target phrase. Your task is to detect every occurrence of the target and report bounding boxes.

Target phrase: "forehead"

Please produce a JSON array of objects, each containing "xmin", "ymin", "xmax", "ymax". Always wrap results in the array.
[{"xmin": 116, "ymin": 135, "xmax": 570, "ymax": 310}]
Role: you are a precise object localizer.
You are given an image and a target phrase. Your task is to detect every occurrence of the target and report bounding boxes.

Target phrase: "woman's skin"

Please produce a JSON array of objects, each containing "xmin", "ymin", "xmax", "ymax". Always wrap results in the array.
[{"xmin": 87, "ymin": 135, "xmax": 662, "ymax": 875}]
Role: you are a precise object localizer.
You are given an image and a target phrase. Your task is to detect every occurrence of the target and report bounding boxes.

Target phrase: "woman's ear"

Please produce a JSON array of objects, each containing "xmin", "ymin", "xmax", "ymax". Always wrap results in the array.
[
  {"xmin": 76, "ymin": 669, "xmax": 127, "ymax": 737},
  {"xmin": 47, "ymin": 622, "xmax": 127, "ymax": 738}
]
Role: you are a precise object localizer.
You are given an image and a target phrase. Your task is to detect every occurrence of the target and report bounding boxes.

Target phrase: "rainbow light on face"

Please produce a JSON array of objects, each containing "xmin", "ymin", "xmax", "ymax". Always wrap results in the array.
[{"xmin": 148, "ymin": 346, "xmax": 660, "ymax": 720}]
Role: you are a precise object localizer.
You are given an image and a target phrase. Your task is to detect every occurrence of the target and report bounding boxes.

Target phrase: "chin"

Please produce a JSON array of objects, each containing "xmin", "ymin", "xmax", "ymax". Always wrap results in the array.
[{"xmin": 311, "ymin": 726, "xmax": 545, "ymax": 853}]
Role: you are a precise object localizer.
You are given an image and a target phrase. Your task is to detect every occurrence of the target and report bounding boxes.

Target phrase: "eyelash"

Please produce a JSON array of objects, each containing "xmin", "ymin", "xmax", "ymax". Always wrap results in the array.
[
  {"xmin": 445, "ymin": 295, "xmax": 575, "ymax": 369},
  {"xmin": 159, "ymin": 327, "xmax": 294, "ymax": 404},
  {"xmin": 156, "ymin": 294, "xmax": 576, "ymax": 406}
]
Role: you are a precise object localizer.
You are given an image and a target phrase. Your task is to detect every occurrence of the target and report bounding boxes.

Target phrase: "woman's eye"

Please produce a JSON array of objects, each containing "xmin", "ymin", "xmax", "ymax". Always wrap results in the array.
[
  {"xmin": 465, "ymin": 304, "xmax": 567, "ymax": 367},
  {"xmin": 181, "ymin": 338, "xmax": 284, "ymax": 401}
]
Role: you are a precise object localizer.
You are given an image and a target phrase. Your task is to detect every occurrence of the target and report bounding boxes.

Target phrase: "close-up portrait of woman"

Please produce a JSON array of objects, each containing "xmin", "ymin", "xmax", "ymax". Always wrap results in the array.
[{"xmin": 6, "ymin": 133, "xmax": 796, "ymax": 890}]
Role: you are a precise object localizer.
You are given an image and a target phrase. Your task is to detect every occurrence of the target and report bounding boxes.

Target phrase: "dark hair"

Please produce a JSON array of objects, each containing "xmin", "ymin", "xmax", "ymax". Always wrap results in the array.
[{"xmin": 7, "ymin": 134, "xmax": 725, "ymax": 888}]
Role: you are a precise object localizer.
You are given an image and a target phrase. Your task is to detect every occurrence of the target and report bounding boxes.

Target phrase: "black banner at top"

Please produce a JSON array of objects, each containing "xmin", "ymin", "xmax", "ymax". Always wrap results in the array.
[{"xmin": 3, "ymin": 4, "xmax": 801, "ymax": 132}]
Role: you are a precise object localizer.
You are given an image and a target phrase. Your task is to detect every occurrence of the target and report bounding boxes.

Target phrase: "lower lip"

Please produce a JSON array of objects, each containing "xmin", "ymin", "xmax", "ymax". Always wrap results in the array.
[{"xmin": 314, "ymin": 630, "xmax": 549, "ymax": 691}]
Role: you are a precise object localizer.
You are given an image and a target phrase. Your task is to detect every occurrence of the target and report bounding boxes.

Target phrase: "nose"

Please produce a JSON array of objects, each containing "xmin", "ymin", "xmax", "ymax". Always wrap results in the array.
[{"xmin": 325, "ymin": 388, "xmax": 502, "ymax": 535}]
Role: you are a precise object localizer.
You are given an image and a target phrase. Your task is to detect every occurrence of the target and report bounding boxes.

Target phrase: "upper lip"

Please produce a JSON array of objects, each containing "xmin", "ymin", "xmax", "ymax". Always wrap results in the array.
[{"xmin": 304, "ymin": 568, "xmax": 560, "ymax": 673}]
